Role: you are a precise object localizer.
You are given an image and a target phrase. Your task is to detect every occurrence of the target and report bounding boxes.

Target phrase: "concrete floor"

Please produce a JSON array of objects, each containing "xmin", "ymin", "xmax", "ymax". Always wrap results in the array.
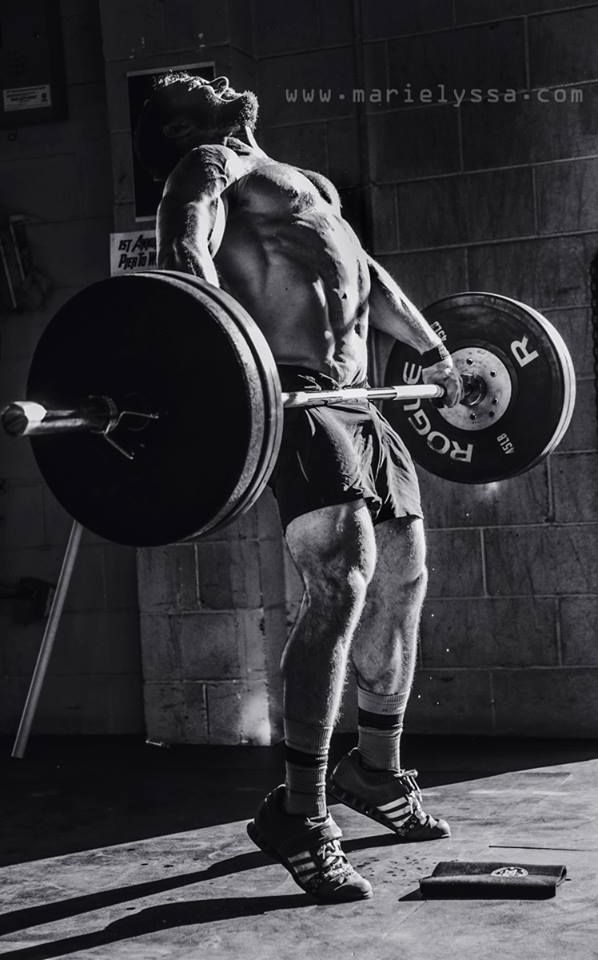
[{"xmin": 1, "ymin": 735, "xmax": 598, "ymax": 960}]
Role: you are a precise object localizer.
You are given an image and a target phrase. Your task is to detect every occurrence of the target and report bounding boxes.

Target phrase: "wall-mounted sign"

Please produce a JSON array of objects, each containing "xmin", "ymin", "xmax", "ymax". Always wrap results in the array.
[
  {"xmin": 0, "ymin": 1, "xmax": 67, "ymax": 127},
  {"xmin": 127, "ymin": 61, "xmax": 215, "ymax": 222},
  {"xmin": 110, "ymin": 231, "xmax": 157, "ymax": 276}
]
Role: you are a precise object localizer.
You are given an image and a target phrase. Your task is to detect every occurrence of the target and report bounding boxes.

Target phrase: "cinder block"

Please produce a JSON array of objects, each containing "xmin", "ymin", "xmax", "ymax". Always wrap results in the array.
[
  {"xmin": 110, "ymin": 131, "xmax": 136, "ymax": 205},
  {"xmin": 66, "ymin": 543, "xmax": 108, "ymax": 612},
  {"xmin": 39, "ymin": 610, "xmax": 140, "ymax": 677},
  {"xmin": 258, "ymin": 537, "xmax": 287, "ymax": 608},
  {"xmin": 1, "ymin": 609, "xmax": 138, "ymax": 683},
  {"xmin": 397, "ymin": 168, "xmax": 534, "ymax": 250},
  {"xmin": 530, "ymin": 7, "xmax": 598, "ymax": 87},
  {"xmin": 0, "ymin": 544, "xmax": 104, "ymax": 612},
  {"xmin": 407, "ymin": 669, "xmax": 494, "ymax": 734},
  {"xmin": 0, "ymin": 434, "xmax": 41, "ymax": 484},
  {"xmin": 371, "ymin": 184, "xmax": 398, "ymax": 253},
  {"xmin": 468, "ymin": 234, "xmax": 598, "ymax": 309},
  {"xmin": 0, "ymin": 483, "xmax": 45, "ymax": 549},
  {"xmin": 388, "ymin": 22, "xmax": 526, "ymax": 99},
  {"xmin": 42, "ymin": 488, "xmax": 76, "ymax": 547},
  {"xmin": 144, "ymin": 680, "xmax": 208, "ymax": 743},
  {"xmin": 363, "ymin": 41, "xmax": 388, "ymax": 114},
  {"xmin": 2, "ymin": 83, "xmax": 108, "ymax": 162},
  {"xmin": 62, "ymin": 1, "xmax": 105, "ymax": 85},
  {"xmin": 560, "ymin": 597, "xmax": 598, "ymax": 666},
  {"xmin": 103, "ymin": 544, "xmax": 138, "ymax": 610},
  {"xmin": 536, "ymin": 159, "xmax": 598, "ymax": 236},
  {"xmin": 27, "ymin": 218, "xmax": 111, "ymax": 288},
  {"xmin": 327, "ymin": 118, "xmax": 361, "ymax": 188},
  {"xmin": 426, "ymin": 529, "xmax": 485, "ymax": 597},
  {"xmin": 368, "ymin": 107, "xmax": 461, "ymax": 182},
  {"xmin": 0, "ymin": 155, "xmax": 81, "ymax": 223},
  {"xmin": 163, "ymin": 0, "xmax": 231, "ymax": 51},
  {"xmin": 552, "ymin": 453, "xmax": 598, "ymax": 523},
  {"xmin": 194, "ymin": 540, "xmax": 263, "ymax": 608},
  {"xmin": 363, "ymin": 0, "xmax": 454, "ymax": 39},
  {"xmin": 455, "ymin": 0, "xmax": 591, "ymax": 23},
  {"xmin": 319, "ymin": 0, "xmax": 354, "ymax": 46},
  {"xmin": 260, "ymin": 123, "xmax": 328, "ymax": 174},
  {"xmin": 485, "ymin": 524, "xmax": 598, "ymax": 595},
  {"xmin": 492, "ymin": 668, "xmax": 598, "ymax": 736},
  {"xmin": 258, "ymin": 48, "xmax": 356, "ymax": 126},
  {"xmin": 378, "ymin": 248, "xmax": 468, "ymax": 307},
  {"xmin": 206, "ymin": 679, "xmax": 272, "ymax": 744},
  {"xmin": 229, "ymin": 0, "xmax": 254, "ymax": 52},
  {"xmin": 140, "ymin": 609, "xmax": 266, "ymax": 681},
  {"xmin": 539, "ymin": 308, "xmax": 592, "ymax": 379},
  {"xmin": 136, "ymin": 544, "xmax": 198, "ymax": 612},
  {"xmin": 253, "ymin": 0, "xmax": 319, "ymax": 56},
  {"xmin": 461, "ymin": 83, "xmax": 598, "ymax": 169},
  {"xmin": 419, "ymin": 460, "xmax": 550, "ymax": 528},
  {"xmin": 558, "ymin": 380, "xmax": 597, "ymax": 453},
  {"xmin": 420, "ymin": 597, "xmax": 558, "ymax": 667}
]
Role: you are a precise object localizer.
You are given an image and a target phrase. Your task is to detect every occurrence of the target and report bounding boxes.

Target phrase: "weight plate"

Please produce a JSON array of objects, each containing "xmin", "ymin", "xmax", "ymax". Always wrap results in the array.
[
  {"xmin": 28, "ymin": 272, "xmax": 271, "ymax": 546},
  {"xmin": 382, "ymin": 292, "xmax": 576, "ymax": 483},
  {"xmin": 153, "ymin": 272, "xmax": 284, "ymax": 534}
]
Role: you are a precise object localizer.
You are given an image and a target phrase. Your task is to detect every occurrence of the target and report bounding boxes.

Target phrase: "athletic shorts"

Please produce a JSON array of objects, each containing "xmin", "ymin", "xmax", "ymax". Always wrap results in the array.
[{"xmin": 269, "ymin": 365, "xmax": 423, "ymax": 531}]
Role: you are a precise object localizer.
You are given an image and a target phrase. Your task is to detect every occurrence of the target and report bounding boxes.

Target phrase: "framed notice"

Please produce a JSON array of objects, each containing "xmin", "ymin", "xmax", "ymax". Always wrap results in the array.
[
  {"xmin": 0, "ymin": 0, "xmax": 67, "ymax": 128},
  {"xmin": 127, "ymin": 61, "xmax": 215, "ymax": 222}
]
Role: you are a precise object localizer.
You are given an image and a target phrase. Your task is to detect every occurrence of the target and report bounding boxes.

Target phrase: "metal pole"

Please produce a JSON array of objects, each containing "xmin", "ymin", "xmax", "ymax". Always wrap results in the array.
[{"xmin": 11, "ymin": 520, "xmax": 84, "ymax": 759}]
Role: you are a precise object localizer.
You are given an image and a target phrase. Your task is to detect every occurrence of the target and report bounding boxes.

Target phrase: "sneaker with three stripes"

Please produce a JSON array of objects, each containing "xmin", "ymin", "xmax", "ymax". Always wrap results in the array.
[
  {"xmin": 247, "ymin": 785, "xmax": 373, "ymax": 902},
  {"xmin": 328, "ymin": 748, "xmax": 451, "ymax": 841}
]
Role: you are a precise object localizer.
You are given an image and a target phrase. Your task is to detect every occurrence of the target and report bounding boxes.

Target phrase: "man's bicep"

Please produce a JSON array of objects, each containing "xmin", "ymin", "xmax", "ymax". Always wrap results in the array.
[{"xmin": 156, "ymin": 147, "xmax": 232, "ymax": 277}]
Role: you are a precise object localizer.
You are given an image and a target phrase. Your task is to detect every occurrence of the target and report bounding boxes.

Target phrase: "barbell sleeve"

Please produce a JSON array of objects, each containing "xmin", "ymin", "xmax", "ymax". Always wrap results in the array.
[{"xmin": 1, "ymin": 398, "xmax": 116, "ymax": 438}]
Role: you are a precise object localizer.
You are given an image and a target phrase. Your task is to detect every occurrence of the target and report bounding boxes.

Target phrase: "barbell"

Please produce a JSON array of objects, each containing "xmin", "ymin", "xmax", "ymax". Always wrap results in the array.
[{"xmin": 1, "ymin": 270, "xmax": 576, "ymax": 546}]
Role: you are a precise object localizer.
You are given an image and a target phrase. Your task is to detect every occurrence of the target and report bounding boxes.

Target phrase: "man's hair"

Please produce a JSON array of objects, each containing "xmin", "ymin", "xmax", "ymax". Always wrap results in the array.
[{"xmin": 134, "ymin": 72, "xmax": 257, "ymax": 182}]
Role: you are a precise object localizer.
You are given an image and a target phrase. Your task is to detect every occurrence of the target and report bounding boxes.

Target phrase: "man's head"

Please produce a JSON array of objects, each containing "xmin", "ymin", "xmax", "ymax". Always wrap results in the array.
[{"xmin": 135, "ymin": 72, "xmax": 259, "ymax": 181}]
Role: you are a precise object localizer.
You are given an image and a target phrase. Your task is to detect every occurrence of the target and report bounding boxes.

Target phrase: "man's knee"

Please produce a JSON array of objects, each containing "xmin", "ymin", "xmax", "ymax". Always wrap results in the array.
[{"xmin": 286, "ymin": 501, "xmax": 376, "ymax": 616}]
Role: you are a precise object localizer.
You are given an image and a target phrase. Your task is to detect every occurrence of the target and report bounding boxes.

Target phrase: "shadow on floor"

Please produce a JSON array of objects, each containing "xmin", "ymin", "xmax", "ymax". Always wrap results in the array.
[{"xmin": 1, "ymin": 733, "xmax": 597, "ymax": 868}]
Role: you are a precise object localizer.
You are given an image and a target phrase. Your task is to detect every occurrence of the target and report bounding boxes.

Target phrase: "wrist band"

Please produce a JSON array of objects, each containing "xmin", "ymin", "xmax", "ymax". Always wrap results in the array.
[{"xmin": 420, "ymin": 343, "xmax": 450, "ymax": 367}]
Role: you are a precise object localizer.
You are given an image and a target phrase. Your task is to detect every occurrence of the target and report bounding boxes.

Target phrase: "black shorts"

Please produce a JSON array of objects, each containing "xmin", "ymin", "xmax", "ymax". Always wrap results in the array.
[{"xmin": 269, "ymin": 366, "xmax": 423, "ymax": 530}]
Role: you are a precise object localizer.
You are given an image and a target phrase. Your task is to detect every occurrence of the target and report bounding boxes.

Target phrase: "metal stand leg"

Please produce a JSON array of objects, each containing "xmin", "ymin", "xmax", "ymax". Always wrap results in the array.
[{"xmin": 11, "ymin": 520, "xmax": 83, "ymax": 759}]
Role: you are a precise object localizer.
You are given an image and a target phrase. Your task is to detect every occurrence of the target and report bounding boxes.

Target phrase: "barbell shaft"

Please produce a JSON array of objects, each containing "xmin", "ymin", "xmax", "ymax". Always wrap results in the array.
[
  {"xmin": 2, "ymin": 383, "xmax": 445, "ymax": 440},
  {"xmin": 281, "ymin": 383, "xmax": 444, "ymax": 408}
]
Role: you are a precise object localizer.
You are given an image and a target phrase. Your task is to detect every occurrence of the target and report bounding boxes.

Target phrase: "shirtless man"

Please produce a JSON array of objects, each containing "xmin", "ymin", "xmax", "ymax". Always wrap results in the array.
[{"xmin": 136, "ymin": 73, "xmax": 462, "ymax": 903}]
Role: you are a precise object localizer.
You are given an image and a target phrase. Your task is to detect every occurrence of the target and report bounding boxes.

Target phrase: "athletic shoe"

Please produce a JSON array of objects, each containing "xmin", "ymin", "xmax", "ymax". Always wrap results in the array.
[
  {"xmin": 328, "ymin": 748, "xmax": 450, "ymax": 841},
  {"xmin": 247, "ymin": 785, "xmax": 373, "ymax": 902}
]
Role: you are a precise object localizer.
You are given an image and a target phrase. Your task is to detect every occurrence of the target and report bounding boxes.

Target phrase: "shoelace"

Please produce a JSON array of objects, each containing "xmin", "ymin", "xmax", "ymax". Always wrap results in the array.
[
  {"xmin": 313, "ymin": 840, "xmax": 351, "ymax": 882},
  {"xmin": 394, "ymin": 769, "xmax": 428, "ymax": 824}
]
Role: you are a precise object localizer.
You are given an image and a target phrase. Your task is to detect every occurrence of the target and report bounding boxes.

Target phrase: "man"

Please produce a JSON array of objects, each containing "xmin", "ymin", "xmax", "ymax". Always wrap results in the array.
[{"xmin": 136, "ymin": 72, "xmax": 462, "ymax": 903}]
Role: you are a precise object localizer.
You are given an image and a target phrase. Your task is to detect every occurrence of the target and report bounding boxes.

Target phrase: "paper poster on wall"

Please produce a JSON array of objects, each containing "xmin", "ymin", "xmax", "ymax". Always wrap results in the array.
[
  {"xmin": 110, "ymin": 231, "xmax": 157, "ymax": 276},
  {"xmin": 127, "ymin": 61, "xmax": 215, "ymax": 222}
]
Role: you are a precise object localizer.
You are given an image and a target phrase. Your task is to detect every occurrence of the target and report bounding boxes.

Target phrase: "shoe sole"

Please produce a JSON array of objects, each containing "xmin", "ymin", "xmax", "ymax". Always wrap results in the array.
[
  {"xmin": 327, "ymin": 782, "xmax": 451, "ymax": 842},
  {"xmin": 246, "ymin": 820, "xmax": 373, "ymax": 903}
]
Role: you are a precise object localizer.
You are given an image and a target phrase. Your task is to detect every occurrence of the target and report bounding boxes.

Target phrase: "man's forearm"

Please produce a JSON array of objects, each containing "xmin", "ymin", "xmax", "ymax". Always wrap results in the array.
[
  {"xmin": 367, "ymin": 256, "xmax": 444, "ymax": 355},
  {"xmin": 157, "ymin": 238, "xmax": 220, "ymax": 286}
]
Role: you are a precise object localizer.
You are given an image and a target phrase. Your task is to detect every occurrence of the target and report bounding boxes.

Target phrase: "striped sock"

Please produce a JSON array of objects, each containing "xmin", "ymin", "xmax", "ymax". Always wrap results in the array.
[
  {"xmin": 284, "ymin": 718, "xmax": 333, "ymax": 818},
  {"xmin": 357, "ymin": 687, "xmax": 410, "ymax": 772}
]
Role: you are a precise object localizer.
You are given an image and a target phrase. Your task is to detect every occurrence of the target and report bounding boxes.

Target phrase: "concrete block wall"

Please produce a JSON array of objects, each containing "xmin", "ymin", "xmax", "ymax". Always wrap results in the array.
[
  {"xmin": 98, "ymin": 0, "xmax": 288, "ymax": 743},
  {"xmin": 254, "ymin": 0, "xmax": 598, "ymax": 737},
  {"xmin": 0, "ymin": 0, "xmax": 142, "ymax": 735},
  {"xmin": 364, "ymin": 0, "xmax": 598, "ymax": 737}
]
